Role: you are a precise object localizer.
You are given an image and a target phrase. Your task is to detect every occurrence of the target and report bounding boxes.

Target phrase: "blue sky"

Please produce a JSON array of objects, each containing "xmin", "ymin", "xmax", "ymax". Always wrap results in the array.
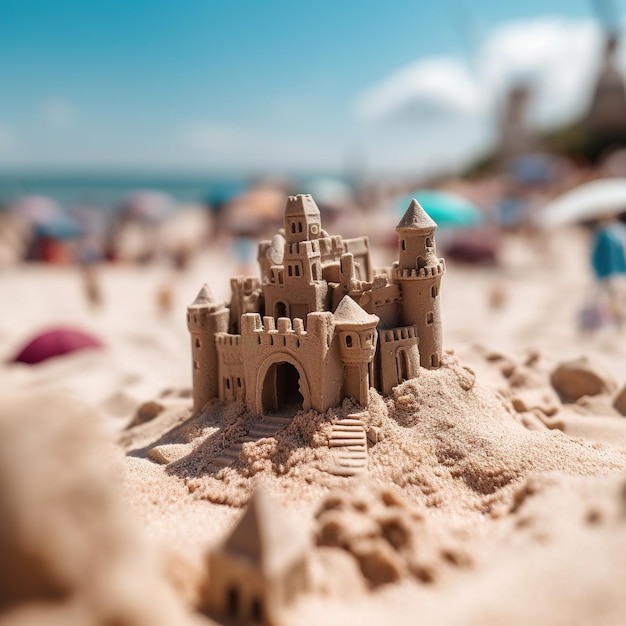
[{"xmin": 0, "ymin": 0, "xmax": 620, "ymax": 174}]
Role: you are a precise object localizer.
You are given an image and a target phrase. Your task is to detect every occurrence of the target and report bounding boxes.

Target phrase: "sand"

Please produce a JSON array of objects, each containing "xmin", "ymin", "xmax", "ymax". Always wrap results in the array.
[{"xmin": 1, "ymin": 228, "xmax": 626, "ymax": 625}]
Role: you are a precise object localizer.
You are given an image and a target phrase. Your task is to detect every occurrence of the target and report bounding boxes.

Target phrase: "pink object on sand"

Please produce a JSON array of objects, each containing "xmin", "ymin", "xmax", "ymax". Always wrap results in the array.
[{"xmin": 12, "ymin": 327, "xmax": 103, "ymax": 365}]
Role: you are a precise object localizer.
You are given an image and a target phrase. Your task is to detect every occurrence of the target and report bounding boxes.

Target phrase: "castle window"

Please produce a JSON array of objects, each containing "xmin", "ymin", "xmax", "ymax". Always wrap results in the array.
[
  {"xmin": 295, "ymin": 265, "xmax": 300, "ymax": 277},
  {"xmin": 237, "ymin": 377, "xmax": 242, "ymax": 388},
  {"xmin": 288, "ymin": 265, "xmax": 293, "ymax": 277},
  {"xmin": 401, "ymin": 239, "xmax": 406, "ymax": 251},
  {"xmin": 298, "ymin": 222, "xmax": 303, "ymax": 233},
  {"xmin": 193, "ymin": 360, "xmax": 200, "ymax": 370},
  {"xmin": 431, "ymin": 354, "xmax": 439, "ymax": 368},
  {"xmin": 431, "ymin": 285, "xmax": 438, "ymax": 298},
  {"xmin": 251, "ymin": 598, "xmax": 264, "ymax": 623},
  {"xmin": 426, "ymin": 312, "xmax": 434, "ymax": 325},
  {"xmin": 226, "ymin": 378, "xmax": 231, "ymax": 390},
  {"xmin": 195, "ymin": 338, "xmax": 202, "ymax": 348},
  {"xmin": 291, "ymin": 222, "xmax": 296, "ymax": 234},
  {"xmin": 346, "ymin": 335, "xmax": 353, "ymax": 348},
  {"xmin": 226, "ymin": 587, "xmax": 239, "ymax": 618},
  {"xmin": 425, "ymin": 237, "xmax": 432, "ymax": 248}
]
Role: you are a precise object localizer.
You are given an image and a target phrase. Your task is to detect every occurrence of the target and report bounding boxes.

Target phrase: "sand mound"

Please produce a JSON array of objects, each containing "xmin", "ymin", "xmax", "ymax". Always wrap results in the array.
[
  {"xmin": 0, "ymin": 393, "xmax": 197, "ymax": 626},
  {"xmin": 314, "ymin": 485, "xmax": 473, "ymax": 589},
  {"xmin": 122, "ymin": 356, "xmax": 626, "ymax": 521}
]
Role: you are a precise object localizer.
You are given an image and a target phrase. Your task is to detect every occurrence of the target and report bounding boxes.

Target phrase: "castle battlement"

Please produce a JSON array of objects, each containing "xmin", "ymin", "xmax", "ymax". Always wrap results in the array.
[
  {"xmin": 216, "ymin": 333, "xmax": 242, "ymax": 347},
  {"xmin": 318, "ymin": 235, "xmax": 344, "ymax": 258},
  {"xmin": 392, "ymin": 259, "xmax": 446, "ymax": 281},
  {"xmin": 379, "ymin": 325, "xmax": 417, "ymax": 343},
  {"xmin": 230, "ymin": 275, "xmax": 262, "ymax": 295},
  {"xmin": 215, "ymin": 333, "xmax": 244, "ymax": 367}
]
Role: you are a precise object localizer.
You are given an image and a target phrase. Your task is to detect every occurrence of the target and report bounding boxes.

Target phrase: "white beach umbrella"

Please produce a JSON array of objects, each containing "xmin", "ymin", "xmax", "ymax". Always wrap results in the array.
[{"xmin": 538, "ymin": 178, "xmax": 626, "ymax": 228}]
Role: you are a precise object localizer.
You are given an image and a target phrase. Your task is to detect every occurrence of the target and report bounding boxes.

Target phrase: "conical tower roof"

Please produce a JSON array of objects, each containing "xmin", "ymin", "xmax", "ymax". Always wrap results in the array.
[
  {"xmin": 396, "ymin": 199, "xmax": 437, "ymax": 231},
  {"xmin": 333, "ymin": 295, "xmax": 379, "ymax": 328},
  {"xmin": 284, "ymin": 193, "xmax": 321, "ymax": 217},
  {"xmin": 221, "ymin": 486, "xmax": 307, "ymax": 574},
  {"xmin": 188, "ymin": 284, "xmax": 217, "ymax": 308}
]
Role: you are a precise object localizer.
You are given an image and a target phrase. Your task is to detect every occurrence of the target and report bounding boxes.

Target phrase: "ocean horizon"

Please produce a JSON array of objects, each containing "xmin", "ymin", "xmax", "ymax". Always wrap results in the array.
[{"xmin": 0, "ymin": 169, "xmax": 346, "ymax": 212}]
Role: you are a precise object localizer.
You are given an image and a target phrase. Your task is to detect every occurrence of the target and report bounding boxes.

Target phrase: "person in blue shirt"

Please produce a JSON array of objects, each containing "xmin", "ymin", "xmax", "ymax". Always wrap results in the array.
[
  {"xmin": 587, "ymin": 217, "xmax": 626, "ymax": 330},
  {"xmin": 591, "ymin": 221, "xmax": 626, "ymax": 280}
]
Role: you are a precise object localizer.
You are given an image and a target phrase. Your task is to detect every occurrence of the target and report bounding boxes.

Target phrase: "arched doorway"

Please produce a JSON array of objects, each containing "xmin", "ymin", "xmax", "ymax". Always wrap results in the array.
[
  {"xmin": 262, "ymin": 361, "xmax": 303, "ymax": 415},
  {"xmin": 396, "ymin": 348, "xmax": 409, "ymax": 383},
  {"xmin": 274, "ymin": 301, "xmax": 287, "ymax": 318}
]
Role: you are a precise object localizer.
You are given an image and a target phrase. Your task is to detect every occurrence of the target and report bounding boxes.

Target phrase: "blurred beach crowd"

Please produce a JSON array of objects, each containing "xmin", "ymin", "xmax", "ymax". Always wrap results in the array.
[{"xmin": 2, "ymin": 1, "xmax": 626, "ymax": 334}]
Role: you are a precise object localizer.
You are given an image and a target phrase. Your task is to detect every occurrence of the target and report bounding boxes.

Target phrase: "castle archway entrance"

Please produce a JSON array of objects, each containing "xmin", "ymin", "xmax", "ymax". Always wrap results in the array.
[
  {"xmin": 274, "ymin": 301, "xmax": 287, "ymax": 318},
  {"xmin": 261, "ymin": 361, "xmax": 303, "ymax": 416}
]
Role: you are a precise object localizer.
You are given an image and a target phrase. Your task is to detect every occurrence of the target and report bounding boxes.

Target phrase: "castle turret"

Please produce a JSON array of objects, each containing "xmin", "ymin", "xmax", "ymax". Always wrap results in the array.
[
  {"xmin": 187, "ymin": 284, "xmax": 229, "ymax": 412},
  {"xmin": 264, "ymin": 195, "xmax": 328, "ymax": 323},
  {"xmin": 333, "ymin": 295, "xmax": 379, "ymax": 406},
  {"xmin": 393, "ymin": 199, "xmax": 445, "ymax": 369},
  {"xmin": 283, "ymin": 194, "xmax": 322, "ymax": 243}
]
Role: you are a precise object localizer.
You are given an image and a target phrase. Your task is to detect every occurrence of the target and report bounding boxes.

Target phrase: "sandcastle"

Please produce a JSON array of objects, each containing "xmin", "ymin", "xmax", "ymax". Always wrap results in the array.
[
  {"xmin": 204, "ymin": 486, "xmax": 309, "ymax": 625},
  {"xmin": 188, "ymin": 194, "xmax": 445, "ymax": 421}
]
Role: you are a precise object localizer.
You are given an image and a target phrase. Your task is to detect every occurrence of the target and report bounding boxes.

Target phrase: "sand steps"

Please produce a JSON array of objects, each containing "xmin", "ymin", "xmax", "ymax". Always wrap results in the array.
[
  {"xmin": 212, "ymin": 442, "xmax": 243, "ymax": 467},
  {"xmin": 242, "ymin": 416, "xmax": 290, "ymax": 443},
  {"xmin": 327, "ymin": 413, "xmax": 368, "ymax": 476},
  {"xmin": 212, "ymin": 414, "xmax": 292, "ymax": 467}
]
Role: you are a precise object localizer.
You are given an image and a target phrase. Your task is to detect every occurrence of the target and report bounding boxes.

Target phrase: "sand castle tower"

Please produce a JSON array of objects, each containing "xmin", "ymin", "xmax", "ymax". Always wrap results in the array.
[
  {"xmin": 334, "ymin": 295, "xmax": 379, "ymax": 406},
  {"xmin": 206, "ymin": 486, "xmax": 309, "ymax": 626},
  {"xmin": 187, "ymin": 285, "xmax": 229, "ymax": 412},
  {"xmin": 394, "ymin": 199, "xmax": 445, "ymax": 369},
  {"xmin": 264, "ymin": 194, "xmax": 327, "ymax": 324}
]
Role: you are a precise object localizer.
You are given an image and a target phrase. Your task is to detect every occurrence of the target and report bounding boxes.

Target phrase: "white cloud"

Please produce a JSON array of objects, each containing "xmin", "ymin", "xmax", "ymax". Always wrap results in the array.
[
  {"xmin": 356, "ymin": 17, "xmax": 606, "ymax": 131},
  {"xmin": 478, "ymin": 18, "xmax": 601, "ymax": 127},
  {"xmin": 40, "ymin": 97, "xmax": 77, "ymax": 129},
  {"xmin": 355, "ymin": 57, "xmax": 484, "ymax": 121}
]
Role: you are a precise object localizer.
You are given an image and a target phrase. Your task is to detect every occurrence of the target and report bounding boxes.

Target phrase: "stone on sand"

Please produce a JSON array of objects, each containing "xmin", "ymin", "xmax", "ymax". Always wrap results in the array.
[{"xmin": 550, "ymin": 357, "xmax": 616, "ymax": 403}]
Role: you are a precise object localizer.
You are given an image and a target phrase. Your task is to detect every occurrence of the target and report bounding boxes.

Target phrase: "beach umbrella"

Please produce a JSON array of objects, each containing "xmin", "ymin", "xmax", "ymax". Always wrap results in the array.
[
  {"xmin": 395, "ymin": 190, "xmax": 483, "ymax": 228},
  {"xmin": 11, "ymin": 327, "xmax": 103, "ymax": 365},
  {"xmin": 33, "ymin": 214, "xmax": 83, "ymax": 240},
  {"xmin": 538, "ymin": 178, "xmax": 626, "ymax": 228},
  {"xmin": 120, "ymin": 191, "xmax": 174, "ymax": 223},
  {"xmin": 9, "ymin": 195, "xmax": 63, "ymax": 226},
  {"xmin": 223, "ymin": 185, "xmax": 286, "ymax": 237}
]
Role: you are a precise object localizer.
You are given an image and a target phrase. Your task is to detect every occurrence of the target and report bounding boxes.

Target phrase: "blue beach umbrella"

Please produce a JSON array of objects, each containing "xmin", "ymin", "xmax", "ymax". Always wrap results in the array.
[
  {"xmin": 34, "ymin": 214, "xmax": 83, "ymax": 240},
  {"xmin": 395, "ymin": 190, "xmax": 483, "ymax": 229}
]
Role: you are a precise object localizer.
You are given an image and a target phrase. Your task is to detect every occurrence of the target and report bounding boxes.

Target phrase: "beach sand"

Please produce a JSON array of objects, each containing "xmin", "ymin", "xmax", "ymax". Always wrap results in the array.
[{"xmin": 1, "ymin": 228, "xmax": 626, "ymax": 625}]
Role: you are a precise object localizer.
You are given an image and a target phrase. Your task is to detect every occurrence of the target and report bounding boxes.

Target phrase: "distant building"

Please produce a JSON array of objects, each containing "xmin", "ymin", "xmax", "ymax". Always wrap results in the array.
[
  {"xmin": 498, "ymin": 83, "xmax": 536, "ymax": 163},
  {"xmin": 579, "ymin": 33, "xmax": 626, "ymax": 162},
  {"xmin": 205, "ymin": 487, "xmax": 309, "ymax": 626},
  {"xmin": 188, "ymin": 194, "xmax": 445, "ymax": 415}
]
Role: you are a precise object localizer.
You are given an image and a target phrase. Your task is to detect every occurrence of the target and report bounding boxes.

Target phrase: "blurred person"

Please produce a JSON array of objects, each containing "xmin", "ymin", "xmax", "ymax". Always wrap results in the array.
[{"xmin": 582, "ymin": 216, "xmax": 626, "ymax": 331}]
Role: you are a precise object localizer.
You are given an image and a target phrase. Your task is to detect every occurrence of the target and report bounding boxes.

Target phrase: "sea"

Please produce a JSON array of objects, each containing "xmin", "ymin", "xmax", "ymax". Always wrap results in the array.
[{"xmin": 0, "ymin": 171, "xmax": 266, "ymax": 213}]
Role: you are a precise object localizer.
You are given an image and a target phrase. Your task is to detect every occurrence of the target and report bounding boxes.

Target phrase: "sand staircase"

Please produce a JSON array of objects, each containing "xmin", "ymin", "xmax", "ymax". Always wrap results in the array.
[
  {"xmin": 212, "ymin": 413, "xmax": 292, "ymax": 468},
  {"xmin": 327, "ymin": 413, "xmax": 368, "ymax": 476}
]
